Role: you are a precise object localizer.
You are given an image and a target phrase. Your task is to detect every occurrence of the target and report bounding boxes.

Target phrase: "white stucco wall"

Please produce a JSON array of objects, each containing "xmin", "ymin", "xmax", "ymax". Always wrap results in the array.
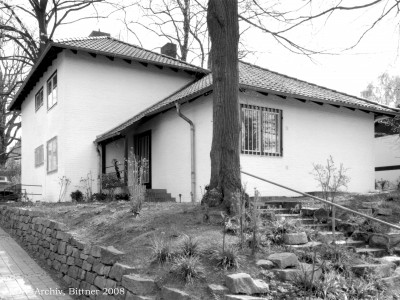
[
  {"xmin": 20, "ymin": 50, "xmax": 194, "ymax": 201},
  {"xmin": 21, "ymin": 53, "xmax": 67, "ymax": 201},
  {"xmin": 375, "ymin": 134, "xmax": 400, "ymax": 185},
  {"xmin": 127, "ymin": 91, "xmax": 375, "ymax": 201}
]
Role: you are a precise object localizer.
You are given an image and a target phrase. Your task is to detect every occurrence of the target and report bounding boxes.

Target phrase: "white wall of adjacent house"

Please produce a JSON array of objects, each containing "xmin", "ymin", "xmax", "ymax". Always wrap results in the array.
[
  {"xmin": 21, "ymin": 50, "xmax": 194, "ymax": 201},
  {"xmin": 128, "ymin": 91, "xmax": 375, "ymax": 202},
  {"xmin": 375, "ymin": 134, "xmax": 400, "ymax": 187}
]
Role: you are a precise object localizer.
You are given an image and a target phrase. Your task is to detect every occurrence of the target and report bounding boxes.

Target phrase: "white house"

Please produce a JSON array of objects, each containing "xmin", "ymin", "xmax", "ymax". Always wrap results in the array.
[
  {"xmin": 374, "ymin": 122, "xmax": 400, "ymax": 188},
  {"xmin": 11, "ymin": 36, "xmax": 400, "ymax": 202}
]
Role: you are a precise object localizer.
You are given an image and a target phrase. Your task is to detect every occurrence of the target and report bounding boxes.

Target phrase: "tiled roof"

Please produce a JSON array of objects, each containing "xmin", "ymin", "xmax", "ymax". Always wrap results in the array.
[
  {"xmin": 96, "ymin": 61, "xmax": 399, "ymax": 142},
  {"xmin": 10, "ymin": 36, "xmax": 207, "ymax": 111},
  {"xmin": 53, "ymin": 36, "xmax": 206, "ymax": 72}
]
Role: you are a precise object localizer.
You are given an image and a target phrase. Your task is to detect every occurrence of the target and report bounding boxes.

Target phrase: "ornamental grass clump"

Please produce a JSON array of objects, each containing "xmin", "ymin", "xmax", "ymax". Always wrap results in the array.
[
  {"xmin": 170, "ymin": 255, "xmax": 205, "ymax": 284},
  {"xmin": 210, "ymin": 245, "xmax": 242, "ymax": 270},
  {"xmin": 179, "ymin": 235, "xmax": 202, "ymax": 257},
  {"xmin": 150, "ymin": 235, "xmax": 173, "ymax": 264}
]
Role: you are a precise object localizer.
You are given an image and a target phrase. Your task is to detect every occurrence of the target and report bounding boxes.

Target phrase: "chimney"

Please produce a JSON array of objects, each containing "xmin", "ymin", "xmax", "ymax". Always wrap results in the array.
[
  {"xmin": 161, "ymin": 43, "xmax": 177, "ymax": 59},
  {"xmin": 89, "ymin": 30, "xmax": 110, "ymax": 37}
]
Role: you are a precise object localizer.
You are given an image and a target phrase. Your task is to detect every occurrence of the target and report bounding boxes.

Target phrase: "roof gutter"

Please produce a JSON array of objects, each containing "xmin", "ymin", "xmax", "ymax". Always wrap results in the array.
[{"xmin": 175, "ymin": 102, "xmax": 196, "ymax": 203}]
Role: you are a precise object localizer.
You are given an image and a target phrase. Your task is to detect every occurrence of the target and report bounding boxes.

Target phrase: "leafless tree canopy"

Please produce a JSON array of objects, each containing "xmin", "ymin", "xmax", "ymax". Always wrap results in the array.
[{"xmin": 0, "ymin": 0, "xmax": 126, "ymax": 165}]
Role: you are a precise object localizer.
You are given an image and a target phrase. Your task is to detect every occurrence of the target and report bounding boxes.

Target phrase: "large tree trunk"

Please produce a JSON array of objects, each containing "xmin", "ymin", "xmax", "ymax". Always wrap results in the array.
[{"xmin": 207, "ymin": 0, "xmax": 241, "ymax": 214}]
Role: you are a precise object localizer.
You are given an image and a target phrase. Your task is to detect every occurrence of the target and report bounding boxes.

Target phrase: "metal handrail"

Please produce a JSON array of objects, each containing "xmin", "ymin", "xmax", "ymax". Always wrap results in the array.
[{"xmin": 241, "ymin": 171, "xmax": 400, "ymax": 231}]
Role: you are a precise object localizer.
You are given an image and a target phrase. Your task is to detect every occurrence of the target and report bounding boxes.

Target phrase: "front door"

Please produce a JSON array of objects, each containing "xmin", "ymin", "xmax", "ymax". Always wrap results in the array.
[{"xmin": 133, "ymin": 131, "xmax": 151, "ymax": 189}]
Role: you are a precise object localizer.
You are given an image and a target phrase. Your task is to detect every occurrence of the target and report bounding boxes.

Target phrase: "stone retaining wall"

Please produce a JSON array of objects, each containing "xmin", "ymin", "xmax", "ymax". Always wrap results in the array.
[{"xmin": 0, "ymin": 206, "xmax": 190, "ymax": 300}]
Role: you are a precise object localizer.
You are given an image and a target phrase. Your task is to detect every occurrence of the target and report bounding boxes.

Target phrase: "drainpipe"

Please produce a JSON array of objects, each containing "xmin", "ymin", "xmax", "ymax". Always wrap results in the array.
[
  {"xmin": 175, "ymin": 103, "xmax": 196, "ymax": 203},
  {"xmin": 96, "ymin": 143, "xmax": 102, "ymax": 193}
]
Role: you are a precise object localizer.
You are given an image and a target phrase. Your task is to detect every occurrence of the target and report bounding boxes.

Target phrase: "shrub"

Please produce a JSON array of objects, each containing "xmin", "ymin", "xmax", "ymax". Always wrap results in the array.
[
  {"xmin": 92, "ymin": 193, "xmax": 107, "ymax": 201},
  {"xmin": 170, "ymin": 255, "xmax": 204, "ymax": 283},
  {"xmin": 127, "ymin": 154, "xmax": 147, "ymax": 215},
  {"xmin": 209, "ymin": 245, "xmax": 242, "ymax": 270},
  {"xmin": 101, "ymin": 173, "xmax": 123, "ymax": 200},
  {"xmin": 265, "ymin": 218, "xmax": 306, "ymax": 244},
  {"xmin": 313, "ymin": 271, "xmax": 346, "ymax": 299},
  {"xmin": 179, "ymin": 235, "xmax": 202, "ymax": 257},
  {"xmin": 150, "ymin": 236, "xmax": 173, "ymax": 264},
  {"xmin": 70, "ymin": 190, "xmax": 83, "ymax": 202},
  {"xmin": 115, "ymin": 193, "xmax": 130, "ymax": 201}
]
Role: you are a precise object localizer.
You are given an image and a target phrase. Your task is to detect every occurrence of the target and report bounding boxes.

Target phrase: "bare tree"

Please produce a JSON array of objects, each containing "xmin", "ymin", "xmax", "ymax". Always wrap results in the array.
[{"xmin": 0, "ymin": 0, "xmax": 125, "ymax": 166}]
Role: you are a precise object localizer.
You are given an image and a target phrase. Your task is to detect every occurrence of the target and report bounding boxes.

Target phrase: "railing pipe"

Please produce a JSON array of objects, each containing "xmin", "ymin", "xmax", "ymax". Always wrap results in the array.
[{"xmin": 241, "ymin": 171, "xmax": 400, "ymax": 231}]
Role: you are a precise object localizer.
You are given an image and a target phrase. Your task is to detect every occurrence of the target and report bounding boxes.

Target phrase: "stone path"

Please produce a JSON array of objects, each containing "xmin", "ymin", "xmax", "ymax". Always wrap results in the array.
[{"xmin": 0, "ymin": 227, "xmax": 73, "ymax": 300}]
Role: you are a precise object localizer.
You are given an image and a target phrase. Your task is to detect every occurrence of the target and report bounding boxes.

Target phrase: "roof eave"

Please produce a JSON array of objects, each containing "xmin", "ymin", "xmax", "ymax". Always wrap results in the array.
[{"xmin": 243, "ymin": 85, "xmax": 399, "ymax": 117}]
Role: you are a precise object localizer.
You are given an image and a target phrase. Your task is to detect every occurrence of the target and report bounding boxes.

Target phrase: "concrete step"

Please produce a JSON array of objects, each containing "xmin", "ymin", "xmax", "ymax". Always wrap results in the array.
[
  {"xmin": 355, "ymin": 247, "xmax": 387, "ymax": 257},
  {"xmin": 286, "ymin": 241, "xmax": 322, "ymax": 249},
  {"xmin": 296, "ymin": 218, "xmax": 315, "ymax": 225},
  {"xmin": 254, "ymin": 197, "xmax": 302, "ymax": 209},
  {"xmin": 303, "ymin": 223, "xmax": 331, "ymax": 230},
  {"xmin": 333, "ymin": 239, "xmax": 366, "ymax": 248},
  {"xmin": 316, "ymin": 231, "xmax": 345, "ymax": 242}
]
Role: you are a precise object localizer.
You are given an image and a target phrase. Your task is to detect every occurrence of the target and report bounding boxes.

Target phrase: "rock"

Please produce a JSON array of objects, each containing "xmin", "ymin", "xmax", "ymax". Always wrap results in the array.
[
  {"xmin": 272, "ymin": 263, "xmax": 322, "ymax": 282},
  {"xmin": 375, "ymin": 208, "xmax": 392, "ymax": 216},
  {"xmin": 255, "ymin": 260, "xmax": 275, "ymax": 270},
  {"xmin": 388, "ymin": 233, "xmax": 400, "ymax": 248},
  {"xmin": 99, "ymin": 246, "xmax": 124, "ymax": 265},
  {"xmin": 109, "ymin": 263, "xmax": 137, "ymax": 282},
  {"xmin": 314, "ymin": 208, "xmax": 329, "ymax": 223},
  {"xmin": 208, "ymin": 284, "xmax": 229, "ymax": 296},
  {"xmin": 267, "ymin": 252, "xmax": 299, "ymax": 269},
  {"xmin": 160, "ymin": 287, "xmax": 190, "ymax": 300},
  {"xmin": 377, "ymin": 256, "xmax": 400, "ymax": 266},
  {"xmin": 351, "ymin": 263, "xmax": 394, "ymax": 278},
  {"xmin": 225, "ymin": 273, "xmax": 268, "ymax": 295},
  {"xmin": 283, "ymin": 232, "xmax": 308, "ymax": 245},
  {"xmin": 225, "ymin": 296, "xmax": 267, "ymax": 300},
  {"xmin": 121, "ymin": 274, "xmax": 157, "ymax": 295}
]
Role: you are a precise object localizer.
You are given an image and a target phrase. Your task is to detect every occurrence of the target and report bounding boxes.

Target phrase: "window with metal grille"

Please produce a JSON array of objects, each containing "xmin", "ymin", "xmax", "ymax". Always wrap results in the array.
[
  {"xmin": 35, "ymin": 88, "xmax": 43, "ymax": 111},
  {"xmin": 47, "ymin": 137, "xmax": 58, "ymax": 173},
  {"xmin": 241, "ymin": 104, "xmax": 282, "ymax": 156},
  {"xmin": 34, "ymin": 145, "xmax": 44, "ymax": 167},
  {"xmin": 47, "ymin": 72, "xmax": 57, "ymax": 109}
]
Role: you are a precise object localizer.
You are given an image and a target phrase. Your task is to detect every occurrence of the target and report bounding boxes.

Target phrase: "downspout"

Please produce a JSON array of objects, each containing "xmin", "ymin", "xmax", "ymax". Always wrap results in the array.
[
  {"xmin": 96, "ymin": 143, "xmax": 102, "ymax": 193},
  {"xmin": 175, "ymin": 102, "xmax": 196, "ymax": 203}
]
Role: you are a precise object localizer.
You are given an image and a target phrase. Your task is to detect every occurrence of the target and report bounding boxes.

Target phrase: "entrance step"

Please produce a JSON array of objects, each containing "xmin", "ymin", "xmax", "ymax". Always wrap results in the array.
[
  {"xmin": 355, "ymin": 247, "xmax": 387, "ymax": 257},
  {"xmin": 145, "ymin": 189, "xmax": 176, "ymax": 202}
]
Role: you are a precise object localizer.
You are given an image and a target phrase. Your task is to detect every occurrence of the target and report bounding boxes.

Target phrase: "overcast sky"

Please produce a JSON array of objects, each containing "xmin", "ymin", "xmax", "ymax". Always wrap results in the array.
[{"xmin": 53, "ymin": 1, "xmax": 400, "ymax": 99}]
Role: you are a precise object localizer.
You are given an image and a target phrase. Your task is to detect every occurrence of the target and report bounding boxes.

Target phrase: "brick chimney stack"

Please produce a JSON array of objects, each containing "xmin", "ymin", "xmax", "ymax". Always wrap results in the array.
[{"xmin": 161, "ymin": 43, "xmax": 177, "ymax": 59}]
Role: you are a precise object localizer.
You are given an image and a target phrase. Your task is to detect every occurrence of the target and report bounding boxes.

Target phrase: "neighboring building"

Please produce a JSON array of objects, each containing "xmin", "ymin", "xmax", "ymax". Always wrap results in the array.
[
  {"xmin": 10, "ymin": 36, "xmax": 400, "ymax": 202},
  {"xmin": 375, "ymin": 122, "xmax": 400, "ymax": 188}
]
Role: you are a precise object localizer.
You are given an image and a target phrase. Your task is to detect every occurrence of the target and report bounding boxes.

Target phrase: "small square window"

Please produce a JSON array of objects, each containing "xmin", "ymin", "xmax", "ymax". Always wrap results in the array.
[
  {"xmin": 47, "ymin": 72, "xmax": 57, "ymax": 109},
  {"xmin": 35, "ymin": 88, "xmax": 43, "ymax": 111},
  {"xmin": 47, "ymin": 137, "xmax": 58, "ymax": 173},
  {"xmin": 34, "ymin": 145, "xmax": 44, "ymax": 167}
]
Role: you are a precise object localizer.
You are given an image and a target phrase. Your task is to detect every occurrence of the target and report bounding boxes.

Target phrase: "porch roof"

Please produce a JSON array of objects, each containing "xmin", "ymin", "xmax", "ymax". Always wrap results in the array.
[{"xmin": 96, "ymin": 61, "xmax": 400, "ymax": 143}]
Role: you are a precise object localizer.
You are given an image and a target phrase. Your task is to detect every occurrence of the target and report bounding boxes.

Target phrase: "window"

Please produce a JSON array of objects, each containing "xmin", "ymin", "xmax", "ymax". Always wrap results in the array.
[
  {"xmin": 241, "ymin": 104, "xmax": 282, "ymax": 156},
  {"xmin": 35, "ymin": 88, "xmax": 43, "ymax": 111},
  {"xmin": 35, "ymin": 145, "xmax": 44, "ymax": 167},
  {"xmin": 47, "ymin": 137, "xmax": 57, "ymax": 173},
  {"xmin": 47, "ymin": 72, "xmax": 57, "ymax": 109}
]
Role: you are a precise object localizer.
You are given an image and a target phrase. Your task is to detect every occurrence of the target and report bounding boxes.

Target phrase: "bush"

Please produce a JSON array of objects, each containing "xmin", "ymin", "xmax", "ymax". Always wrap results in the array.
[
  {"xmin": 209, "ymin": 245, "xmax": 242, "ymax": 270},
  {"xmin": 150, "ymin": 236, "xmax": 173, "ymax": 264},
  {"xmin": 115, "ymin": 193, "xmax": 130, "ymax": 201},
  {"xmin": 70, "ymin": 190, "xmax": 83, "ymax": 202},
  {"xmin": 179, "ymin": 235, "xmax": 202, "ymax": 257},
  {"xmin": 170, "ymin": 255, "xmax": 204, "ymax": 283},
  {"xmin": 92, "ymin": 193, "xmax": 107, "ymax": 201}
]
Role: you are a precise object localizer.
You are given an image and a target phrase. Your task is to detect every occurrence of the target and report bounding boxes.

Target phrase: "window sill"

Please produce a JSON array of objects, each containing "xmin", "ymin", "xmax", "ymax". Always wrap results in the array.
[
  {"xmin": 47, "ymin": 169, "xmax": 58, "ymax": 175},
  {"xmin": 47, "ymin": 102, "xmax": 58, "ymax": 112}
]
